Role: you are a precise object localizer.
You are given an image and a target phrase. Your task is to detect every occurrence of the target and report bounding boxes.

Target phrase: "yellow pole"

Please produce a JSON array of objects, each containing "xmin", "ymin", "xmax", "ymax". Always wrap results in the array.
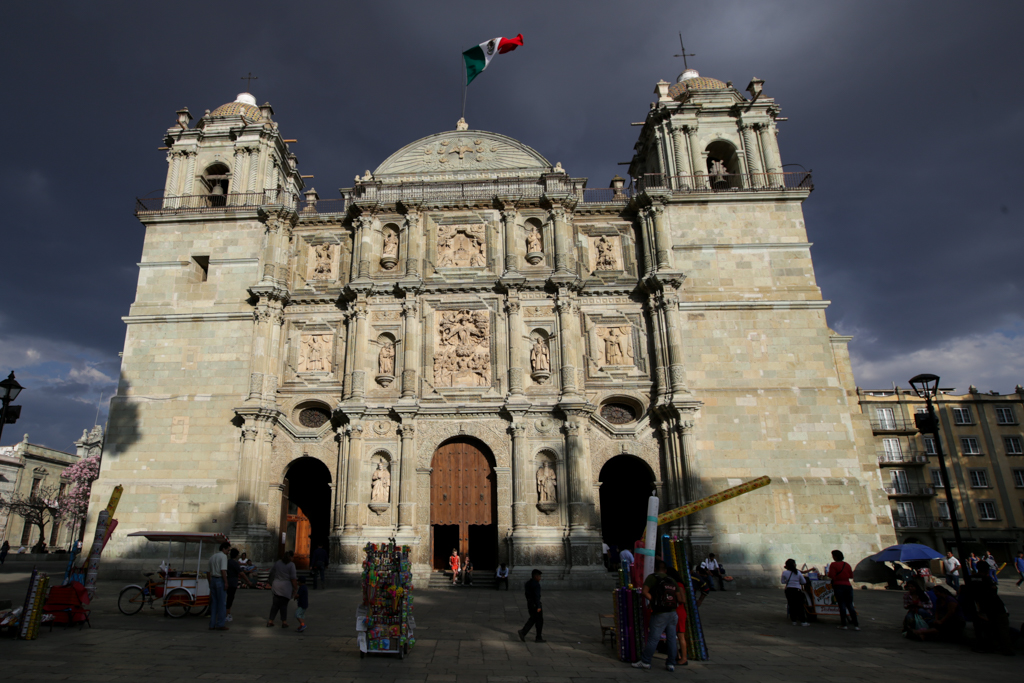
[{"xmin": 658, "ymin": 476, "xmax": 771, "ymax": 526}]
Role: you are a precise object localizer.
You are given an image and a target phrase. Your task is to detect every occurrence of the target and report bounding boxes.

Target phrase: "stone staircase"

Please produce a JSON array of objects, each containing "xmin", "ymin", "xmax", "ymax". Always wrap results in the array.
[{"xmin": 426, "ymin": 570, "xmax": 496, "ymax": 589}]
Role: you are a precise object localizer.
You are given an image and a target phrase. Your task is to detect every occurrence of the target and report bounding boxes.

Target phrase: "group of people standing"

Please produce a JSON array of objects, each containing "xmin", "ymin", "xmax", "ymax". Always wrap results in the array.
[
  {"xmin": 781, "ymin": 550, "xmax": 859, "ymax": 629},
  {"xmin": 205, "ymin": 544, "xmax": 312, "ymax": 633}
]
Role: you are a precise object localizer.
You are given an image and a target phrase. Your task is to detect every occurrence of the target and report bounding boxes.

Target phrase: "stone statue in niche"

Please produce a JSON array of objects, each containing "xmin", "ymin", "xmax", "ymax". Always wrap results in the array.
[
  {"xmin": 598, "ymin": 326, "xmax": 633, "ymax": 366},
  {"xmin": 310, "ymin": 244, "xmax": 334, "ymax": 279},
  {"xmin": 434, "ymin": 309, "xmax": 491, "ymax": 387},
  {"xmin": 526, "ymin": 226, "xmax": 543, "ymax": 255},
  {"xmin": 381, "ymin": 229, "xmax": 399, "ymax": 270},
  {"xmin": 530, "ymin": 337, "xmax": 550, "ymax": 373},
  {"xmin": 298, "ymin": 334, "xmax": 332, "ymax": 372},
  {"xmin": 537, "ymin": 462, "xmax": 557, "ymax": 503},
  {"xmin": 437, "ymin": 224, "xmax": 486, "ymax": 267},
  {"xmin": 594, "ymin": 235, "xmax": 618, "ymax": 271},
  {"xmin": 370, "ymin": 460, "xmax": 391, "ymax": 502},
  {"xmin": 378, "ymin": 340, "xmax": 395, "ymax": 376}
]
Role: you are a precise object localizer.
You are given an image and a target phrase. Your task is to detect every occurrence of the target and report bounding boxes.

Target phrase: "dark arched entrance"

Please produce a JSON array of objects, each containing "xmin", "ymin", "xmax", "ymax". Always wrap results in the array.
[
  {"xmin": 599, "ymin": 455, "xmax": 655, "ymax": 557},
  {"xmin": 430, "ymin": 438, "xmax": 498, "ymax": 571},
  {"xmin": 280, "ymin": 458, "xmax": 331, "ymax": 570}
]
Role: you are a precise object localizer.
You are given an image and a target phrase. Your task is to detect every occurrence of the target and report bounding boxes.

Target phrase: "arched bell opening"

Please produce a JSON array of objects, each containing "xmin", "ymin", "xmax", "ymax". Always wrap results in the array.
[
  {"xmin": 705, "ymin": 141, "xmax": 741, "ymax": 189},
  {"xmin": 202, "ymin": 162, "xmax": 231, "ymax": 206}
]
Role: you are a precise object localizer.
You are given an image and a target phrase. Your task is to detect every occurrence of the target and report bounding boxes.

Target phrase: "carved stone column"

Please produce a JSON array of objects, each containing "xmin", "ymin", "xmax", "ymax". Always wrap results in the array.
[
  {"xmin": 248, "ymin": 306, "xmax": 272, "ymax": 400},
  {"xmin": 333, "ymin": 428, "xmax": 349, "ymax": 531},
  {"xmin": 510, "ymin": 422, "xmax": 528, "ymax": 529},
  {"xmin": 401, "ymin": 298, "xmax": 419, "ymax": 398},
  {"xmin": 685, "ymin": 125, "xmax": 706, "ymax": 189},
  {"xmin": 254, "ymin": 424, "xmax": 276, "ymax": 527},
  {"xmin": 355, "ymin": 215, "xmax": 373, "ymax": 280},
  {"xmin": 263, "ymin": 306, "xmax": 285, "ymax": 400},
  {"xmin": 740, "ymin": 123, "xmax": 764, "ymax": 187},
  {"xmin": 563, "ymin": 416, "xmax": 594, "ymax": 533},
  {"xmin": 649, "ymin": 203, "xmax": 671, "ymax": 270},
  {"xmin": 758, "ymin": 122, "xmax": 783, "ymax": 186},
  {"xmin": 555, "ymin": 297, "xmax": 577, "ymax": 396},
  {"xmin": 397, "ymin": 424, "xmax": 416, "ymax": 531},
  {"xmin": 343, "ymin": 423, "xmax": 364, "ymax": 533},
  {"xmin": 182, "ymin": 151, "xmax": 197, "ymax": 196},
  {"xmin": 351, "ymin": 303, "xmax": 368, "ymax": 399},
  {"xmin": 659, "ymin": 289, "xmax": 687, "ymax": 393},
  {"xmin": 248, "ymin": 147, "xmax": 260, "ymax": 193},
  {"xmin": 671, "ymin": 125, "xmax": 691, "ymax": 188},
  {"xmin": 501, "ymin": 205, "xmax": 518, "ymax": 275},
  {"xmin": 678, "ymin": 420, "xmax": 710, "ymax": 540},
  {"xmin": 163, "ymin": 151, "xmax": 181, "ymax": 207},
  {"xmin": 230, "ymin": 148, "xmax": 247, "ymax": 204},
  {"xmin": 234, "ymin": 425, "xmax": 259, "ymax": 526},
  {"xmin": 550, "ymin": 205, "xmax": 572, "ymax": 273},
  {"xmin": 505, "ymin": 297, "xmax": 524, "ymax": 396},
  {"xmin": 403, "ymin": 209, "xmax": 421, "ymax": 276}
]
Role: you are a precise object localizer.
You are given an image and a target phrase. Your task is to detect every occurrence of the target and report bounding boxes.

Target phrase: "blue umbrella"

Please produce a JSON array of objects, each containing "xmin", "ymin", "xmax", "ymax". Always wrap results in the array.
[{"xmin": 870, "ymin": 543, "xmax": 943, "ymax": 563}]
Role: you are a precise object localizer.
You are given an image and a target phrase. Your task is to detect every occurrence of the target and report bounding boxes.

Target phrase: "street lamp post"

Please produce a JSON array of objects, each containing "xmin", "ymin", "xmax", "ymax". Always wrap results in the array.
[
  {"xmin": 908, "ymin": 373, "xmax": 969, "ymax": 585},
  {"xmin": 0, "ymin": 371, "xmax": 24, "ymax": 445}
]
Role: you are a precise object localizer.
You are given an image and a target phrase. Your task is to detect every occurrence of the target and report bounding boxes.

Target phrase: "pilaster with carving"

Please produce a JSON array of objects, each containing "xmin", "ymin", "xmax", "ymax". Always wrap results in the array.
[
  {"xmin": 401, "ymin": 298, "xmax": 419, "ymax": 398},
  {"xmin": 403, "ymin": 209, "xmax": 421, "ymax": 276},
  {"xmin": 333, "ymin": 426, "xmax": 350, "ymax": 531},
  {"xmin": 562, "ymin": 415, "xmax": 595, "ymax": 533},
  {"xmin": 505, "ymin": 298, "xmax": 524, "ymax": 396},
  {"xmin": 656, "ymin": 287, "xmax": 687, "ymax": 393},
  {"xmin": 677, "ymin": 419, "xmax": 709, "ymax": 541},
  {"xmin": 343, "ymin": 423, "xmax": 365, "ymax": 533},
  {"xmin": 500, "ymin": 204, "xmax": 519, "ymax": 275},
  {"xmin": 549, "ymin": 205, "xmax": 572, "ymax": 273},
  {"xmin": 182, "ymin": 151, "xmax": 197, "ymax": 196},
  {"xmin": 234, "ymin": 424, "xmax": 260, "ymax": 526},
  {"xmin": 354, "ymin": 215, "xmax": 374, "ymax": 280},
  {"xmin": 684, "ymin": 125, "xmax": 706, "ymax": 189},
  {"xmin": 670, "ymin": 123, "xmax": 691, "ymax": 187},
  {"xmin": 351, "ymin": 302, "xmax": 369, "ymax": 399},
  {"xmin": 647, "ymin": 202, "xmax": 671, "ymax": 270},
  {"xmin": 757, "ymin": 122, "xmax": 783, "ymax": 185},
  {"xmin": 397, "ymin": 424, "xmax": 416, "ymax": 530},
  {"xmin": 555, "ymin": 296, "xmax": 577, "ymax": 396},
  {"xmin": 510, "ymin": 422, "xmax": 528, "ymax": 528},
  {"xmin": 740, "ymin": 123, "xmax": 764, "ymax": 187}
]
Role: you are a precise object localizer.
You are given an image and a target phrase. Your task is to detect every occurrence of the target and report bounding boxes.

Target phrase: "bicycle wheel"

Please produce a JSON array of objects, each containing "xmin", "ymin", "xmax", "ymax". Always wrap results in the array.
[
  {"xmin": 118, "ymin": 586, "xmax": 146, "ymax": 615},
  {"xmin": 164, "ymin": 588, "xmax": 192, "ymax": 618}
]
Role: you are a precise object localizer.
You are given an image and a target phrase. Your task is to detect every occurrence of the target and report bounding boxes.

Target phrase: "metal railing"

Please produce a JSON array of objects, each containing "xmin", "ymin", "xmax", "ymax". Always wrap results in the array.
[
  {"xmin": 299, "ymin": 197, "xmax": 347, "ymax": 215},
  {"xmin": 883, "ymin": 485, "xmax": 935, "ymax": 497},
  {"xmin": 869, "ymin": 416, "xmax": 917, "ymax": 432},
  {"xmin": 877, "ymin": 451, "xmax": 929, "ymax": 465},
  {"xmin": 637, "ymin": 171, "xmax": 813, "ymax": 193},
  {"xmin": 136, "ymin": 190, "xmax": 298, "ymax": 215}
]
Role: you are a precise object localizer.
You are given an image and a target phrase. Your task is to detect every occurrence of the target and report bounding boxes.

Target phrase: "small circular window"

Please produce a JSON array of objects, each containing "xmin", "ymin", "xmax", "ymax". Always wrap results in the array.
[
  {"xmin": 601, "ymin": 402, "xmax": 637, "ymax": 425},
  {"xmin": 298, "ymin": 407, "xmax": 331, "ymax": 428}
]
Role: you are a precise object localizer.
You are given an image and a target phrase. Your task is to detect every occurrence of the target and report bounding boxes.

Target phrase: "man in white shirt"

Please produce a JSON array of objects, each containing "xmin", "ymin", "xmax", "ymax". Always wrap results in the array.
[
  {"xmin": 208, "ymin": 541, "xmax": 231, "ymax": 630},
  {"xmin": 495, "ymin": 563, "xmax": 510, "ymax": 591},
  {"xmin": 619, "ymin": 548, "xmax": 635, "ymax": 578},
  {"xmin": 943, "ymin": 551, "xmax": 961, "ymax": 590},
  {"xmin": 701, "ymin": 553, "xmax": 725, "ymax": 591}
]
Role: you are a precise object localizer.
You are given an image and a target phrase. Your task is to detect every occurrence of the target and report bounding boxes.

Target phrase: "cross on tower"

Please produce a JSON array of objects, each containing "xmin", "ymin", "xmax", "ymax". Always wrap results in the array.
[
  {"xmin": 673, "ymin": 34, "xmax": 695, "ymax": 70},
  {"xmin": 240, "ymin": 72, "xmax": 258, "ymax": 90}
]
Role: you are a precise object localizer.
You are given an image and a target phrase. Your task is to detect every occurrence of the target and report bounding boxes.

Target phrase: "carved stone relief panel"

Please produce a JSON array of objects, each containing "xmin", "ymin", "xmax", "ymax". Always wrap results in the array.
[
  {"xmin": 433, "ymin": 309, "xmax": 491, "ymax": 387},
  {"xmin": 595, "ymin": 325, "xmax": 634, "ymax": 367},
  {"xmin": 307, "ymin": 243, "xmax": 335, "ymax": 280},
  {"xmin": 589, "ymin": 235, "xmax": 621, "ymax": 273},
  {"xmin": 437, "ymin": 224, "xmax": 486, "ymax": 268},
  {"xmin": 297, "ymin": 334, "xmax": 333, "ymax": 373}
]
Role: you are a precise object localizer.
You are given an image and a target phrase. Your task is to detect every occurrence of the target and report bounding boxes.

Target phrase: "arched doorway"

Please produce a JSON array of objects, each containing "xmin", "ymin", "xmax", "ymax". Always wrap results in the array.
[
  {"xmin": 599, "ymin": 455, "xmax": 655, "ymax": 557},
  {"xmin": 430, "ymin": 438, "xmax": 498, "ymax": 571},
  {"xmin": 280, "ymin": 458, "xmax": 332, "ymax": 570}
]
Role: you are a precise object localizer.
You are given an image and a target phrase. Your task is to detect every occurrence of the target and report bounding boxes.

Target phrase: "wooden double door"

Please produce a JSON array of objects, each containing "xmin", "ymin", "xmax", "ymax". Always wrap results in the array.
[{"xmin": 430, "ymin": 439, "xmax": 497, "ymax": 569}]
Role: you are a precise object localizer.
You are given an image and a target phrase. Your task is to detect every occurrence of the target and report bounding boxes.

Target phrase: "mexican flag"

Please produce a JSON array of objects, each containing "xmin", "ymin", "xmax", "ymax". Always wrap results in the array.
[{"xmin": 463, "ymin": 34, "xmax": 524, "ymax": 85}]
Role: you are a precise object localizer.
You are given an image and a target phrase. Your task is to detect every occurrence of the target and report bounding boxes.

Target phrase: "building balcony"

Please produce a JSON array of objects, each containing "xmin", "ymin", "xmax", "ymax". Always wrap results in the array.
[
  {"xmin": 136, "ymin": 190, "xmax": 299, "ymax": 216},
  {"xmin": 892, "ymin": 514, "xmax": 935, "ymax": 530},
  {"xmin": 883, "ymin": 485, "xmax": 936, "ymax": 497},
  {"xmin": 877, "ymin": 451, "xmax": 929, "ymax": 466},
  {"xmin": 636, "ymin": 171, "xmax": 813, "ymax": 194},
  {"xmin": 870, "ymin": 417, "xmax": 918, "ymax": 433}
]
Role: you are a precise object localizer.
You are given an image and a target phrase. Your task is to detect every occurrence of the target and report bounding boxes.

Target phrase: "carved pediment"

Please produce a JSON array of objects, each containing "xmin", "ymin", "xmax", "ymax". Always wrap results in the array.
[{"xmin": 373, "ymin": 130, "xmax": 551, "ymax": 179}]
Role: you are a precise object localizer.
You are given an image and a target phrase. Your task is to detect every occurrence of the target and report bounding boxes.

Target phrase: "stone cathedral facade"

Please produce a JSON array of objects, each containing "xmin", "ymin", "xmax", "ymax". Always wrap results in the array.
[{"xmin": 91, "ymin": 69, "xmax": 894, "ymax": 584}]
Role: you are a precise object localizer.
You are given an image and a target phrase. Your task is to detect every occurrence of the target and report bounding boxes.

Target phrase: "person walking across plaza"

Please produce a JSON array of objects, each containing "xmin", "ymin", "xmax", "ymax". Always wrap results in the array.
[
  {"xmin": 517, "ymin": 569, "xmax": 545, "ymax": 642},
  {"xmin": 208, "ymin": 540, "xmax": 230, "ymax": 631},
  {"xmin": 267, "ymin": 550, "xmax": 298, "ymax": 628},
  {"xmin": 943, "ymin": 551, "xmax": 961, "ymax": 590},
  {"xmin": 631, "ymin": 559, "xmax": 684, "ymax": 672},
  {"xmin": 310, "ymin": 543, "xmax": 328, "ymax": 589},
  {"xmin": 226, "ymin": 548, "xmax": 242, "ymax": 622},
  {"xmin": 449, "ymin": 548, "xmax": 460, "ymax": 586},
  {"xmin": 495, "ymin": 563, "xmax": 509, "ymax": 590},
  {"xmin": 0, "ymin": 540, "xmax": 9, "ymax": 564},
  {"xmin": 827, "ymin": 550, "xmax": 860, "ymax": 630},
  {"xmin": 295, "ymin": 576, "xmax": 309, "ymax": 632},
  {"xmin": 619, "ymin": 546, "xmax": 635, "ymax": 581},
  {"xmin": 782, "ymin": 558, "xmax": 809, "ymax": 626},
  {"xmin": 1015, "ymin": 551, "xmax": 1024, "ymax": 587}
]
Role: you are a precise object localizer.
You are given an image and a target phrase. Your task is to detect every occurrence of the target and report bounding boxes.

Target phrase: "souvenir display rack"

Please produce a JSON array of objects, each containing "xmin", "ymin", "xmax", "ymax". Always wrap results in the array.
[
  {"xmin": 19, "ymin": 569, "xmax": 50, "ymax": 640},
  {"xmin": 612, "ymin": 586, "xmax": 645, "ymax": 662},
  {"xmin": 356, "ymin": 541, "xmax": 415, "ymax": 659},
  {"xmin": 664, "ymin": 536, "xmax": 709, "ymax": 661}
]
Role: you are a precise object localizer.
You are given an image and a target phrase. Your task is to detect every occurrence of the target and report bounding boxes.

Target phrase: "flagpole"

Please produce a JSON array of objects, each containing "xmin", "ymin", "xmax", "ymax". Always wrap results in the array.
[{"xmin": 461, "ymin": 54, "xmax": 468, "ymax": 123}]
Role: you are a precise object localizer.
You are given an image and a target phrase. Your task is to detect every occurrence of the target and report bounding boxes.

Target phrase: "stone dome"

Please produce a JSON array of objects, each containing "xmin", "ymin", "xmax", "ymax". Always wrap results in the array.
[
  {"xmin": 668, "ymin": 69, "xmax": 728, "ymax": 101},
  {"xmin": 209, "ymin": 93, "xmax": 263, "ymax": 123}
]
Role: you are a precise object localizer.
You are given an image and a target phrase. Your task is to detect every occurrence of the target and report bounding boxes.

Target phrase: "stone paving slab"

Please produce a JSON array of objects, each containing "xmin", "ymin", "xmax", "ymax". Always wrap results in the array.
[{"xmin": 0, "ymin": 569, "xmax": 1021, "ymax": 682}]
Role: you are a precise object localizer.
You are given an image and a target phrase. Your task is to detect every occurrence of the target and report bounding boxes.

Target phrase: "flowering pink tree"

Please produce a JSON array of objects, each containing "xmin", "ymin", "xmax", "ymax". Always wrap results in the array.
[{"xmin": 59, "ymin": 454, "xmax": 101, "ymax": 540}]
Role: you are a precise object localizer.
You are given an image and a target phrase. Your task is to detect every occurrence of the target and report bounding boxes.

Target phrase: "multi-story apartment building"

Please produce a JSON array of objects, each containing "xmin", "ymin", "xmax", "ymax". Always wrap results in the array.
[{"xmin": 859, "ymin": 385, "xmax": 1024, "ymax": 563}]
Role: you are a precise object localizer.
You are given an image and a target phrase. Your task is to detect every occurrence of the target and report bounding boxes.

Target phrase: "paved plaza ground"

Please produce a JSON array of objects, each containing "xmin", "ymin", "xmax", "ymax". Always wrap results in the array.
[{"xmin": 1, "ymin": 561, "xmax": 1022, "ymax": 682}]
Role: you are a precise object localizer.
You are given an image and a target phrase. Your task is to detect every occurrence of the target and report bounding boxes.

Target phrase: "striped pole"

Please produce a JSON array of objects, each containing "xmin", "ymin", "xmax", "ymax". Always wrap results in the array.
[{"xmin": 657, "ymin": 476, "xmax": 771, "ymax": 526}]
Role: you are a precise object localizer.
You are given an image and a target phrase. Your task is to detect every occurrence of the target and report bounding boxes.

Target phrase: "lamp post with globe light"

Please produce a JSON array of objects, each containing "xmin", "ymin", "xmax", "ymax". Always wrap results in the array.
[
  {"xmin": 908, "ymin": 373, "xmax": 969, "ymax": 584},
  {"xmin": 0, "ymin": 371, "xmax": 24, "ymax": 445}
]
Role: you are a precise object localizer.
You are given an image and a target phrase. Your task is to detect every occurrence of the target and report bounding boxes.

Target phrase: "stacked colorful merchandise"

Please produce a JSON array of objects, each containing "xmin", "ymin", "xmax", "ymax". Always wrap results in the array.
[
  {"xmin": 358, "ymin": 541, "xmax": 415, "ymax": 657},
  {"xmin": 612, "ymin": 587, "xmax": 647, "ymax": 662},
  {"xmin": 663, "ymin": 535, "xmax": 709, "ymax": 661},
  {"xmin": 19, "ymin": 569, "xmax": 50, "ymax": 640}
]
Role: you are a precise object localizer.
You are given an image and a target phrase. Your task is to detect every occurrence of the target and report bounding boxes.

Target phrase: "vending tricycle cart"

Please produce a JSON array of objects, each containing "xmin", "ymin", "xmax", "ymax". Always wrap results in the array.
[{"xmin": 117, "ymin": 531, "xmax": 227, "ymax": 618}]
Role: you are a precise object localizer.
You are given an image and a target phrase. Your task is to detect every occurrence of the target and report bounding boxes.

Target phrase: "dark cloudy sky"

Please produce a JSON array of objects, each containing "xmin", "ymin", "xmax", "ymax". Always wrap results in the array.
[{"xmin": 2, "ymin": 1, "xmax": 1021, "ymax": 451}]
